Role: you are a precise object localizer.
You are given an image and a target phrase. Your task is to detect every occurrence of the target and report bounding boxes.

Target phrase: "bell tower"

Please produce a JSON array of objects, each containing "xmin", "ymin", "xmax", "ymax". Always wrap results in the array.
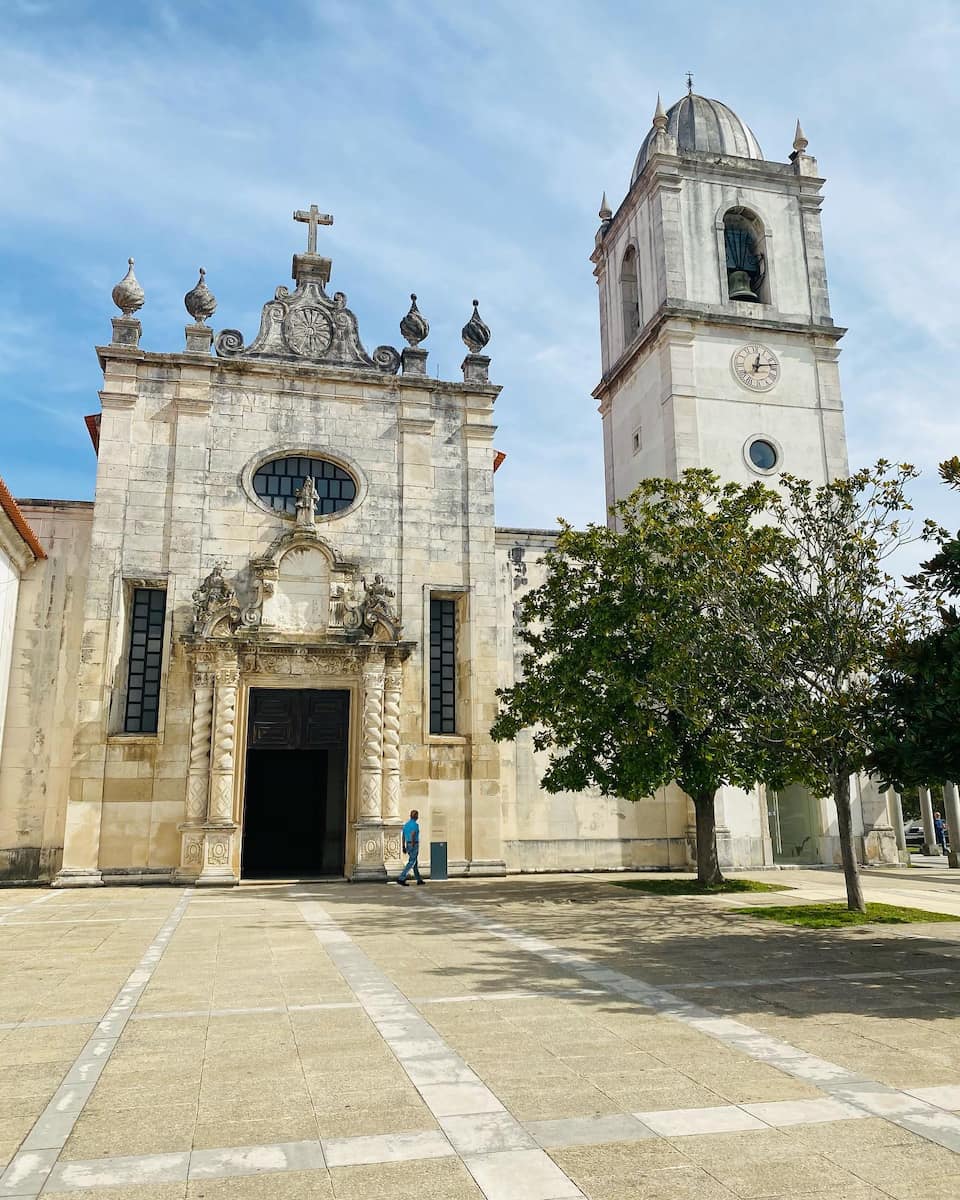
[{"xmin": 592, "ymin": 88, "xmax": 848, "ymax": 512}]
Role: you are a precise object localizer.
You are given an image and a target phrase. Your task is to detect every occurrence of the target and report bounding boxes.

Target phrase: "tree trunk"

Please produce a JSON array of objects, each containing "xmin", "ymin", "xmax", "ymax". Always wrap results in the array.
[
  {"xmin": 832, "ymin": 770, "xmax": 866, "ymax": 913},
  {"xmin": 692, "ymin": 788, "xmax": 724, "ymax": 886}
]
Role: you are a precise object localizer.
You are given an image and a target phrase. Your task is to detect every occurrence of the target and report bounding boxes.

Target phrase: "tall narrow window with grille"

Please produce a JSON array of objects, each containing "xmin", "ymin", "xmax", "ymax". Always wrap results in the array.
[
  {"xmin": 123, "ymin": 588, "xmax": 167, "ymax": 734},
  {"xmin": 429, "ymin": 597, "xmax": 457, "ymax": 735}
]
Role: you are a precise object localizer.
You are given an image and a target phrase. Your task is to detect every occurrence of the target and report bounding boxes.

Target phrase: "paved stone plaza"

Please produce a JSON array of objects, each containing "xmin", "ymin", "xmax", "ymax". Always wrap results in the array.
[{"xmin": 1, "ymin": 869, "xmax": 959, "ymax": 1199}]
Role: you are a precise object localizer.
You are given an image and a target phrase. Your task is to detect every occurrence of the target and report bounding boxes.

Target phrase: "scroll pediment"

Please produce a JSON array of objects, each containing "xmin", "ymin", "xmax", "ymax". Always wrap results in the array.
[{"xmin": 215, "ymin": 275, "xmax": 400, "ymax": 374}]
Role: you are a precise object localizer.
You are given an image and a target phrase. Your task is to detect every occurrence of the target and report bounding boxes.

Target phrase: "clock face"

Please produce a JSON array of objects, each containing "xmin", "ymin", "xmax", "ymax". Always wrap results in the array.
[{"xmin": 732, "ymin": 344, "xmax": 780, "ymax": 392}]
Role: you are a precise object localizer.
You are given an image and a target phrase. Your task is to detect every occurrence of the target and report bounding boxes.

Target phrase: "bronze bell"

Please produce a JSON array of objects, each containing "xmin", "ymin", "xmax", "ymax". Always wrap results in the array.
[{"xmin": 728, "ymin": 269, "xmax": 758, "ymax": 301}]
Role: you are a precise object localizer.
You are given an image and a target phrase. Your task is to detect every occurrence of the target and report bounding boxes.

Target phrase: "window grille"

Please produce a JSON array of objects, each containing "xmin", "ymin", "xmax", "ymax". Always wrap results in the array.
[
  {"xmin": 252, "ymin": 456, "xmax": 357, "ymax": 517},
  {"xmin": 123, "ymin": 588, "xmax": 166, "ymax": 734},
  {"xmin": 429, "ymin": 598, "xmax": 456, "ymax": 735}
]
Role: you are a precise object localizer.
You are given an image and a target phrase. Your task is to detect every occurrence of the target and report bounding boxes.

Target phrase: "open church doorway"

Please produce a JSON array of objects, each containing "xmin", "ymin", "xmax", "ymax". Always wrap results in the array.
[
  {"xmin": 767, "ymin": 784, "xmax": 820, "ymax": 864},
  {"xmin": 241, "ymin": 688, "xmax": 349, "ymax": 879}
]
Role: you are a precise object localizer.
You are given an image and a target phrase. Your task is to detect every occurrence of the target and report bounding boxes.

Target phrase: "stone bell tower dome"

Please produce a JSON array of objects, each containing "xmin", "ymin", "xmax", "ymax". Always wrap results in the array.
[{"xmin": 592, "ymin": 84, "xmax": 849, "ymax": 512}]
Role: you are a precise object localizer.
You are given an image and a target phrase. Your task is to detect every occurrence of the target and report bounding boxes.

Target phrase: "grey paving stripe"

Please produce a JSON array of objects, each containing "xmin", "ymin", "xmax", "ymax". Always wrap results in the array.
[
  {"xmin": 295, "ymin": 892, "xmax": 586, "ymax": 1200},
  {"xmin": 1, "ymin": 990, "xmax": 607, "ymax": 1033},
  {"xmin": 669, "ymin": 965, "xmax": 953, "ymax": 990},
  {"xmin": 28, "ymin": 1087, "xmax": 960, "ymax": 1191},
  {"xmin": 0, "ymin": 892, "xmax": 59, "ymax": 924},
  {"xmin": 0, "ymin": 889, "xmax": 194, "ymax": 1198},
  {"xmin": 420, "ymin": 893, "xmax": 960, "ymax": 1157}
]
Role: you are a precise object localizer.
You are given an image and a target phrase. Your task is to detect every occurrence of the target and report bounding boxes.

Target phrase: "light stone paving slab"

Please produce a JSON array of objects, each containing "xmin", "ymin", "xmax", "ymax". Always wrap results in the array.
[
  {"xmin": 0, "ymin": 893, "xmax": 58, "ymax": 925},
  {"xmin": 295, "ymin": 893, "xmax": 586, "ymax": 1199},
  {"xmin": 440, "ymin": 1112, "xmax": 536, "ymax": 1154},
  {"xmin": 46, "ymin": 1151, "xmax": 191, "ymax": 1192},
  {"xmin": 0, "ymin": 890, "xmax": 193, "ymax": 1198},
  {"xmin": 321, "ymin": 1130, "xmax": 454, "ymax": 1168},
  {"xmin": 419, "ymin": 891, "xmax": 960, "ymax": 1157},
  {"xmin": 462, "ymin": 1148, "xmax": 584, "ymax": 1200},
  {"xmin": 740, "ymin": 1097, "xmax": 867, "ymax": 1126},
  {"xmin": 525, "ymin": 1114, "xmax": 653, "ymax": 1148},
  {"xmin": 904, "ymin": 1085, "xmax": 960, "ymax": 1111},
  {"xmin": 638, "ymin": 1105, "xmax": 767, "ymax": 1136},
  {"xmin": 188, "ymin": 1141, "xmax": 326, "ymax": 1178}
]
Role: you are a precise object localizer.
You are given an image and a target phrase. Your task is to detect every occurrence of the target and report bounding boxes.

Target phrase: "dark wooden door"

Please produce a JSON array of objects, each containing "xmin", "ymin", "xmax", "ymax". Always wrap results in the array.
[{"xmin": 242, "ymin": 689, "xmax": 349, "ymax": 877}]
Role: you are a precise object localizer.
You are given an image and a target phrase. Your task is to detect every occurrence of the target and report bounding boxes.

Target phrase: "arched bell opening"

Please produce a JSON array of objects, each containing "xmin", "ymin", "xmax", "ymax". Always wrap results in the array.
[
  {"xmin": 723, "ymin": 208, "xmax": 769, "ymax": 304},
  {"xmin": 620, "ymin": 244, "xmax": 641, "ymax": 343}
]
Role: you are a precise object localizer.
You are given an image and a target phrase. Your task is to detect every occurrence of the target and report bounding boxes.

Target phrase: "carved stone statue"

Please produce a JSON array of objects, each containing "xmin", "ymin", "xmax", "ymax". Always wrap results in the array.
[
  {"xmin": 294, "ymin": 476, "xmax": 319, "ymax": 529},
  {"xmin": 192, "ymin": 564, "xmax": 241, "ymax": 636},
  {"xmin": 360, "ymin": 574, "xmax": 402, "ymax": 641},
  {"xmin": 339, "ymin": 573, "xmax": 401, "ymax": 641}
]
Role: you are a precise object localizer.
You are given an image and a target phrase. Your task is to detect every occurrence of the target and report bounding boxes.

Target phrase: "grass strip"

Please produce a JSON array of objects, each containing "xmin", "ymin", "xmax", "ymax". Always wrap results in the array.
[
  {"xmin": 613, "ymin": 877, "xmax": 792, "ymax": 896},
  {"xmin": 735, "ymin": 901, "xmax": 960, "ymax": 928}
]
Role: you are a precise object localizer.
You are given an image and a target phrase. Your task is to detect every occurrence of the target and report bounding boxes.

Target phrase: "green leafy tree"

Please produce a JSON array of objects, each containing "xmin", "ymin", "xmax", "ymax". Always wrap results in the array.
[
  {"xmin": 869, "ymin": 458, "xmax": 960, "ymax": 791},
  {"xmin": 491, "ymin": 470, "xmax": 789, "ymax": 886},
  {"xmin": 759, "ymin": 463, "xmax": 923, "ymax": 912}
]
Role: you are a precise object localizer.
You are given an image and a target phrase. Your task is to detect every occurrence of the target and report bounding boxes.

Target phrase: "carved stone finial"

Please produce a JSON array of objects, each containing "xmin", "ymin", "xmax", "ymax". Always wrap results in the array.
[
  {"xmin": 793, "ymin": 119, "xmax": 809, "ymax": 154},
  {"xmin": 653, "ymin": 93, "xmax": 668, "ymax": 130},
  {"xmin": 599, "ymin": 192, "xmax": 612, "ymax": 221},
  {"xmin": 400, "ymin": 293, "xmax": 429, "ymax": 348},
  {"xmin": 461, "ymin": 299, "xmax": 491, "ymax": 354},
  {"xmin": 112, "ymin": 257, "xmax": 144, "ymax": 317},
  {"xmin": 184, "ymin": 267, "xmax": 217, "ymax": 325}
]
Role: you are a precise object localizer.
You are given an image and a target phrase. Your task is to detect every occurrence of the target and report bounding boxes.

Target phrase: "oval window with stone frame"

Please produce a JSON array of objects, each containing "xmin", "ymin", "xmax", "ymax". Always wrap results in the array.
[{"xmin": 252, "ymin": 456, "xmax": 357, "ymax": 518}]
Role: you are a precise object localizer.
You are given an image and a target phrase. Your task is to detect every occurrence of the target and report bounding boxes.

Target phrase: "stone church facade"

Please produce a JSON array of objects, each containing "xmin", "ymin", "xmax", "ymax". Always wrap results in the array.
[{"xmin": 0, "ymin": 93, "xmax": 899, "ymax": 885}]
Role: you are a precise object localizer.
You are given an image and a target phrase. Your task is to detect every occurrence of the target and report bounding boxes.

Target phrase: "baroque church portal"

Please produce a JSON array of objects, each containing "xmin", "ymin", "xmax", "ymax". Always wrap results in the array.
[{"xmin": 0, "ymin": 91, "xmax": 900, "ymax": 885}]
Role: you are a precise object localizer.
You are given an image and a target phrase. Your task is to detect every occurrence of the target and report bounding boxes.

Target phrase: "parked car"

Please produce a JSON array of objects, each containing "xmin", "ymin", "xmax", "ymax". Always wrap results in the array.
[
  {"xmin": 903, "ymin": 818, "xmax": 949, "ymax": 849},
  {"xmin": 904, "ymin": 819, "xmax": 925, "ymax": 847}
]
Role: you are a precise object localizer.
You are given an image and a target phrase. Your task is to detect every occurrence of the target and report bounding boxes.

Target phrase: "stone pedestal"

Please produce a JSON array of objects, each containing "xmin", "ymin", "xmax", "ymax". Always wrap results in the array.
[
  {"xmin": 352, "ymin": 822, "xmax": 387, "ymax": 882},
  {"xmin": 184, "ymin": 323, "xmax": 214, "ymax": 355},
  {"xmin": 401, "ymin": 347, "xmax": 428, "ymax": 376},
  {"xmin": 461, "ymin": 354, "xmax": 490, "ymax": 384},
  {"xmin": 51, "ymin": 868, "xmax": 104, "ymax": 888}
]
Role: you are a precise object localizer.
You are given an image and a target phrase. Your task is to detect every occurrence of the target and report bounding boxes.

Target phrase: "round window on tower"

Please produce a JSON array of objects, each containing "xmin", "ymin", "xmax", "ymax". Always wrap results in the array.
[
  {"xmin": 249, "ymin": 453, "xmax": 360, "ymax": 519},
  {"xmin": 743, "ymin": 436, "xmax": 782, "ymax": 476}
]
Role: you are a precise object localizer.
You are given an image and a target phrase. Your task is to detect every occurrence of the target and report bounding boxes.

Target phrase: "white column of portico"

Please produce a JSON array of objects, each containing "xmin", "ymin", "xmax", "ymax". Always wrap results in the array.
[
  {"xmin": 942, "ymin": 782, "xmax": 960, "ymax": 869},
  {"xmin": 888, "ymin": 790, "xmax": 909, "ymax": 864},
  {"xmin": 919, "ymin": 786, "xmax": 939, "ymax": 856}
]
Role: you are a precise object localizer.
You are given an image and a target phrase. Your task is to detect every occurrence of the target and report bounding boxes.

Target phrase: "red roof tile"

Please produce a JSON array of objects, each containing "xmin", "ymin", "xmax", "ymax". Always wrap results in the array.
[{"xmin": 0, "ymin": 475, "xmax": 46, "ymax": 560}]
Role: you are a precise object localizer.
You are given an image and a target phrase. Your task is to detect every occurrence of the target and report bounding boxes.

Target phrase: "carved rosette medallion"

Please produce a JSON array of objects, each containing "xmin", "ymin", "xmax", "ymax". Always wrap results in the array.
[{"xmin": 283, "ymin": 306, "xmax": 333, "ymax": 356}]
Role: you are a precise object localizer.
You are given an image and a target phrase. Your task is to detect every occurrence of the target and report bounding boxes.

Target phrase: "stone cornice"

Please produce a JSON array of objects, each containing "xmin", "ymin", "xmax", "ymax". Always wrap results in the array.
[
  {"xmin": 595, "ymin": 151, "xmax": 826, "ymax": 259},
  {"xmin": 593, "ymin": 304, "xmax": 846, "ymax": 399},
  {"xmin": 97, "ymin": 345, "xmax": 501, "ymax": 400}
]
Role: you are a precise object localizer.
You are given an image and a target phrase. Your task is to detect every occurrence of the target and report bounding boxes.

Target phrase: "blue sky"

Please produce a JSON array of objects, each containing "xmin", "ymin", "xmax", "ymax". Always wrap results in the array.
[{"xmin": 1, "ymin": 0, "xmax": 958, "ymax": 572}]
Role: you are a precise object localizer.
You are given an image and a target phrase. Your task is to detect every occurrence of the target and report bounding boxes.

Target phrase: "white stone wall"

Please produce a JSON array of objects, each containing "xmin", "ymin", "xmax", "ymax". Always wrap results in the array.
[
  {"xmin": 56, "ymin": 342, "xmax": 503, "ymax": 883},
  {"xmin": 496, "ymin": 529, "xmax": 694, "ymax": 872},
  {"xmin": 0, "ymin": 546, "xmax": 19, "ymax": 769},
  {"xmin": 0, "ymin": 502, "xmax": 92, "ymax": 880}
]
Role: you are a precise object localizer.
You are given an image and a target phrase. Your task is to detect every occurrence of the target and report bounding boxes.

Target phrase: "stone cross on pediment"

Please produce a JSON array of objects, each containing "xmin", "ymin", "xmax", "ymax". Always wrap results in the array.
[{"xmin": 294, "ymin": 204, "xmax": 333, "ymax": 255}]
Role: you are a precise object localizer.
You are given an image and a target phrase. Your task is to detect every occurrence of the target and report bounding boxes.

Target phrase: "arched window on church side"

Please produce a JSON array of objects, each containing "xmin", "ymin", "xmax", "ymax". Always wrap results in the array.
[
  {"xmin": 620, "ymin": 245, "xmax": 640, "ymax": 343},
  {"xmin": 723, "ymin": 209, "xmax": 768, "ymax": 304}
]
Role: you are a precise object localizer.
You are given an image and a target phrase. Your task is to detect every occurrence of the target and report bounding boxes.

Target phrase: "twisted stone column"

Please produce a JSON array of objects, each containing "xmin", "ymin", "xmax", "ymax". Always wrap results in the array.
[
  {"xmin": 359, "ymin": 661, "xmax": 385, "ymax": 819},
  {"xmin": 185, "ymin": 674, "xmax": 214, "ymax": 821},
  {"xmin": 381, "ymin": 659, "xmax": 402, "ymax": 821},
  {"xmin": 208, "ymin": 667, "xmax": 239, "ymax": 823}
]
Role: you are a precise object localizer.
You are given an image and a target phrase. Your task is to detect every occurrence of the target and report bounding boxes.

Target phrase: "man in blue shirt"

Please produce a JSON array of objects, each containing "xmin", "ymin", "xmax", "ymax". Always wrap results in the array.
[{"xmin": 396, "ymin": 809, "xmax": 425, "ymax": 886}]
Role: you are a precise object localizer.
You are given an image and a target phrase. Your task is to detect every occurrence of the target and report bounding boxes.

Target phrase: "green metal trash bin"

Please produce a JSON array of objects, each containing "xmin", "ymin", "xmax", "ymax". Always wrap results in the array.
[{"xmin": 430, "ymin": 841, "xmax": 448, "ymax": 881}]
